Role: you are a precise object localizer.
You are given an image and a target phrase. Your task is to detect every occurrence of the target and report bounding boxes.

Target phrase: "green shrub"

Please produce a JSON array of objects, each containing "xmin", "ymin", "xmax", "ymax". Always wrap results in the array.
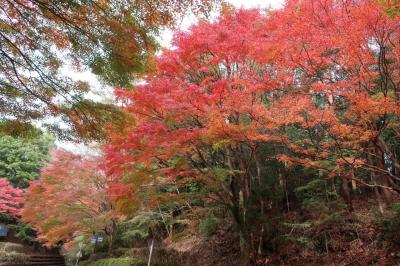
[
  {"xmin": 122, "ymin": 247, "xmax": 148, "ymax": 258},
  {"xmin": 112, "ymin": 248, "xmax": 131, "ymax": 257},
  {"xmin": 78, "ymin": 261, "xmax": 92, "ymax": 266},
  {"xmin": 87, "ymin": 257, "xmax": 146, "ymax": 266},
  {"xmin": 0, "ymin": 251, "xmax": 29, "ymax": 265},
  {"xmin": 199, "ymin": 217, "xmax": 219, "ymax": 237},
  {"xmin": 295, "ymin": 179, "xmax": 337, "ymax": 208},
  {"xmin": 88, "ymin": 252, "xmax": 109, "ymax": 262},
  {"xmin": 121, "ymin": 247, "xmax": 183, "ymax": 266},
  {"xmin": 8, "ymin": 222, "xmax": 37, "ymax": 244},
  {"xmin": 62, "ymin": 237, "xmax": 91, "ymax": 265},
  {"xmin": 0, "ymin": 242, "xmax": 25, "ymax": 253},
  {"xmin": 378, "ymin": 203, "xmax": 400, "ymax": 244},
  {"xmin": 117, "ymin": 212, "xmax": 161, "ymax": 247}
]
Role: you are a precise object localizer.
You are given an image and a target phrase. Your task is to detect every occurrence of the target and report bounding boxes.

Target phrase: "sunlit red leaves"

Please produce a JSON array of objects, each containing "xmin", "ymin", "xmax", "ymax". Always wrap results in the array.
[
  {"xmin": 105, "ymin": 1, "xmax": 400, "ymax": 210},
  {"xmin": 22, "ymin": 149, "xmax": 117, "ymax": 247},
  {"xmin": 261, "ymin": 0, "xmax": 400, "ymax": 169},
  {"xmin": 0, "ymin": 178, "xmax": 23, "ymax": 218},
  {"xmin": 104, "ymin": 9, "xmax": 279, "ymax": 210}
]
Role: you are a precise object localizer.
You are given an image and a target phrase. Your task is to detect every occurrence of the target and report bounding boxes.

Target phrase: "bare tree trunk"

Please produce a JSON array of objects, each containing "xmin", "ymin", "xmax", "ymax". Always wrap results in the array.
[
  {"xmin": 375, "ymin": 145, "xmax": 394, "ymax": 201},
  {"xmin": 230, "ymin": 200, "xmax": 252, "ymax": 266},
  {"xmin": 351, "ymin": 168, "xmax": 357, "ymax": 191},
  {"xmin": 279, "ymin": 168, "xmax": 290, "ymax": 212},
  {"xmin": 239, "ymin": 241, "xmax": 252, "ymax": 266},
  {"xmin": 372, "ymin": 172, "xmax": 385, "ymax": 214},
  {"xmin": 255, "ymin": 154, "xmax": 264, "ymax": 256},
  {"xmin": 341, "ymin": 175, "xmax": 353, "ymax": 211},
  {"xmin": 377, "ymin": 137, "xmax": 400, "ymax": 173},
  {"xmin": 368, "ymin": 145, "xmax": 385, "ymax": 214},
  {"xmin": 105, "ymin": 220, "xmax": 117, "ymax": 253},
  {"xmin": 227, "ymin": 145, "xmax": 253, "ymax": 266}
]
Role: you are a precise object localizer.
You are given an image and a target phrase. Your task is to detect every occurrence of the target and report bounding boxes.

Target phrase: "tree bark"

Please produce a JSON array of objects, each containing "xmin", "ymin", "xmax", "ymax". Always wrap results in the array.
[
  {"xmin": 105, "ymin": 219, "xmax": 117, "ymax": 253},
  {"xmin": 341, "ymin": 175, "xmax": 353, "ymax": 211},
  {"xmin": 375, "ymin": 145, "xmax": 394, "ymax": 201},
  {"xmin": 255, "ymin": 154, "xmax": 264, "ymax": 256},
  {"xmin": 239, "ymin": 239, "xmax": 252, "ymax": 266},
  {"xmin": 367, "ymin": 144, "xmax": 385, "ymax": 214}
]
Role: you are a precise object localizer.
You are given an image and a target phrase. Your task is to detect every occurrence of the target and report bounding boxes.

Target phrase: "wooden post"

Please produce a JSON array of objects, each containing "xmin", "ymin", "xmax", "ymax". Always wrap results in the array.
[{"xmin": 147, "ymin": 239, "xmax": 154, "ymax": 266}]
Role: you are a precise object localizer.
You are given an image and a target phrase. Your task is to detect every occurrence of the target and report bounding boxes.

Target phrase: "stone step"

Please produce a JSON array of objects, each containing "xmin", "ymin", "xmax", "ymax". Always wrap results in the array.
[
  {"xmin": 29, "ymin": 254, "xmax": 63, "ymax": 258},
  {"xmin": 26, "ymin": 262, "xmax": 65, "ymax": 265},
  {"xmin": 29, "ymin": 257, "xmax": 64, "ymax": 260},
  {"xmin": 29, "ymin": 260, "xmax": 65, "ymax": 263},
  {"xmin": 1, "ymin": 264, "xmax": 64, "ymax": 266},
  {"xmin": 28, "ymin": 254, "xmax": 65, "ymax": 266}
]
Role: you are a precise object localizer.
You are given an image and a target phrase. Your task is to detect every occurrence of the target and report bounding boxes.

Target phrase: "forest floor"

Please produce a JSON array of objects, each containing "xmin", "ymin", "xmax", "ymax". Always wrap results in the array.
[
  {"xmin": 163, "ymin": 198, "xmax": 400, "ymax": 266},
  {"xmin": 275, "ymin": 199, "xmax": 399, "ymax": 266}
]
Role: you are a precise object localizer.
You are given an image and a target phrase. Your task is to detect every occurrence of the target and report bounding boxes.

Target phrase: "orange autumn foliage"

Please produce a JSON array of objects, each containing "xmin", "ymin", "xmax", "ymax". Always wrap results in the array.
[{"xmin": 22, "ymin": 150, "xmax": 119, "ymax": 247}]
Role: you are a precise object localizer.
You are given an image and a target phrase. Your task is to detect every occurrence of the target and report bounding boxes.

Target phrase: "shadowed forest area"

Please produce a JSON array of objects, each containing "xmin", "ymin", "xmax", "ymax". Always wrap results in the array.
[{"xmin": 1, "ymin": 0, "xmax": 400, "ymax": 265}]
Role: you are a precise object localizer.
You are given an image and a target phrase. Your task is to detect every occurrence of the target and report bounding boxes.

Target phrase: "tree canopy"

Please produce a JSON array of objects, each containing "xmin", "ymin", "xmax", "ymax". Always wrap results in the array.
[
  {"xmin": 0, "ymin": 0, "xmax": 220, "ymax": 140},
  {"xmin": 0, "ymin": 134, "xmax": 54, "ymax": 188}
]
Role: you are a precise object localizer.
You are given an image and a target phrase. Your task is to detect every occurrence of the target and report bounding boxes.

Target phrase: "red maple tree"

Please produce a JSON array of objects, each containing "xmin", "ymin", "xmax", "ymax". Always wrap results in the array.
[
  {"xmin": 0, "ymin": 178, "xmax": 24, "ymax": 218},
  {"xmin": 263, "ymin": 0, "xmax": 400, "ymax": 210},
  {"xmin": 22, "ymin": 149, "xmax": 119, "ymax": 249},
  {"xmin": 104, "ymin": 1, "xmax": 400, "ymax": 264}
]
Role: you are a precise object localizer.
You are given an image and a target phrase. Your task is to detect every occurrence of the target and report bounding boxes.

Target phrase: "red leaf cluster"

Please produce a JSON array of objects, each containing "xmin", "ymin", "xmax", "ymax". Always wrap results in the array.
[
  {"xmin": 0, "ymin": 178, "xmax": 23, "ymax": 218},
  {"xmin": 104, "ymin": 0, "xmax": 400, "ymax": 208}
]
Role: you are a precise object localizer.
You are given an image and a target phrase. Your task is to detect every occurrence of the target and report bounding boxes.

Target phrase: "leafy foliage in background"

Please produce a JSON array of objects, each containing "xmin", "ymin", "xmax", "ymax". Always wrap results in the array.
[
  {"xmin": 0, "ymin": 134, "xmax": 54, "ymax": 188},
  {"xmin": 118, "ymin": 212, "xmax": 161, "ymax": 244},
  {"xmin": 83, "ymin": 257, "xmax": 146, "ymax": 266},
  {"xmin": 8, "ymin": 221, "xmax": 37, "ymax": 244},
  {"xmin": 0, "ymin": 243, "xmax": 28, "ymax": 265},
  {"xmin": 0, "ymin": 251, "xmax": 29, "ymax": 265},
  {"xmin": 199, "ymin": 216, "xmax": 220, "ymax": 237},
  {"xmin": 378, "ymin": 204, "xmax": 400, "ymax": 244}
]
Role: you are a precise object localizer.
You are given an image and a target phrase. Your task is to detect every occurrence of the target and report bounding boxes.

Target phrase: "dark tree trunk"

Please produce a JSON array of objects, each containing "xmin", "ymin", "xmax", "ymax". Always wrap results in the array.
[
  {"xmin": 105, "ymin": 220, "xmax": 117, "ymax": 253},
  {"xmin": 341, "ymin": 176, "xmax": 353, "ymax": 211},
  {"xmin": 367, "ymin": 144, "xmax": 385, "ymax": 213}
]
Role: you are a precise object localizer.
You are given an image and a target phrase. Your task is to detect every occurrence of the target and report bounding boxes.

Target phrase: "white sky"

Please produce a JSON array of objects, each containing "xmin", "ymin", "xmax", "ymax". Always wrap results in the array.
[
  {"xmin": 57, "ymin": 0, "xmax": 285, "ymax": 153},
  {"xmin": 229, "ymin": 0, "xmax": 283, "ymax": 7}
]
